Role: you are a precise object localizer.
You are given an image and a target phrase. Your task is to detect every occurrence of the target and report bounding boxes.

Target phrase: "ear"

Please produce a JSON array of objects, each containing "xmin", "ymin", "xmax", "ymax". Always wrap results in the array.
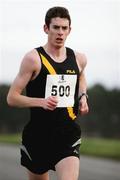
[
  {"xmin": 44, "ymin": 24, "xmax": 48, "ymax": 34},
  {"xmin": 68, "ymin": 26, "xmax": 71, "ymax": 34}
]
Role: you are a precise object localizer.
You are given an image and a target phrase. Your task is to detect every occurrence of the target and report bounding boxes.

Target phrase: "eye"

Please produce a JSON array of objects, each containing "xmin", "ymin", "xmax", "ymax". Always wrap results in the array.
[
  {"xmin": 53, "ymin": 25, "xmax": 59, "ymax": 30},
  {"xmin": 62, "ymin": 26, "xmax": 68, "ymax": 30}
]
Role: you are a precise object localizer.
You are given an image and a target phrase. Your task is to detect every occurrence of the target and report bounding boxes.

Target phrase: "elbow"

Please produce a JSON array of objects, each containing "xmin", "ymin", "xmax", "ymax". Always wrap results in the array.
[{"xmin": 7, "ymin": 94, "xmax": 16, "ymax": 107}]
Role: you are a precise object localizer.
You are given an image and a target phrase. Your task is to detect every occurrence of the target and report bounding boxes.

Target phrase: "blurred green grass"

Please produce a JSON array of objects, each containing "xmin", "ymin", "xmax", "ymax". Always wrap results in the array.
[
  {"xmin": 80, "ymin": 137, "xmax": 120, "ymax": 160},
  {"xmin": 0, "ymin": 134, "xmax": 120, "ymax": 160},
  {"xmin": 0, "ymin": 134, "xmax": 21, "ymax": 144}
]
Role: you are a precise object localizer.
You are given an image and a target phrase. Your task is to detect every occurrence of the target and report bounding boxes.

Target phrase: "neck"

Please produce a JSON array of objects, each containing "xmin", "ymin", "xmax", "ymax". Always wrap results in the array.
[{"xmin": 43, "ymin": 44, "xmax": 66, "ymax": 62}]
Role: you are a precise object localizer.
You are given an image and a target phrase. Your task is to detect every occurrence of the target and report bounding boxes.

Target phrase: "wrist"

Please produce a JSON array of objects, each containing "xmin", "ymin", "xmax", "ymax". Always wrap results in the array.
[{"xmin": 79, "ymin": 93, "xmax": 88, "ymax": 101}]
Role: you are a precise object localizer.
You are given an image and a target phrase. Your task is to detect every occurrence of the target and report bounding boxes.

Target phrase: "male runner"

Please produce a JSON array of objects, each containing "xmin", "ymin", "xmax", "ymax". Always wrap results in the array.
[{"xmin": 7, "ymin": 6, "xmax": 89, "ymax": 180}]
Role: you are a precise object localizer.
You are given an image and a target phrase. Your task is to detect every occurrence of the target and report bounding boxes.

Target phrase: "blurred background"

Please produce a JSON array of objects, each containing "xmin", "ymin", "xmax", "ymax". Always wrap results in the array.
[
  {"xmin": 0, "ymin": 0, "xmax": 120, "ymax": 179},
  {"xmin": 0, "ymin": 0, "xmax": 120, "ymax": 180}
]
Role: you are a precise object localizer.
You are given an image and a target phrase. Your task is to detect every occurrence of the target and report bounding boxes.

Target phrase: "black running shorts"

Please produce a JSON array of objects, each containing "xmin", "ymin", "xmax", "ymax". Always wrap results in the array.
[{"xmin": 20, "ymin": 121, "xmax": 81, "ymax": 174}]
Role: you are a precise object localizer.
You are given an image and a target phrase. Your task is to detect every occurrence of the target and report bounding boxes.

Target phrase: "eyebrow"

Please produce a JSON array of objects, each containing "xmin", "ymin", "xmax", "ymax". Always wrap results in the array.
[{"xmin": 53, "ymin": 25, "xmax": 69, "ymax": 29}]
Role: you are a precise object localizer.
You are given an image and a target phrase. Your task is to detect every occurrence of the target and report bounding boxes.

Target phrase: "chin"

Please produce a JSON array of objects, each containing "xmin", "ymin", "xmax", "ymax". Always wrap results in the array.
[{"xmin": 55, "ymin": 43, "xmax": 63, "ymax": 49}]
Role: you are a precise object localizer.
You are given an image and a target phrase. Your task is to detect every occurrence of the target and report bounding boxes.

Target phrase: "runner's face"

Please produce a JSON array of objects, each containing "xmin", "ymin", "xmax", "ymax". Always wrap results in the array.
[{"xmin": 44, "ymin": 17, "xmax": 71, "ymax": 48}]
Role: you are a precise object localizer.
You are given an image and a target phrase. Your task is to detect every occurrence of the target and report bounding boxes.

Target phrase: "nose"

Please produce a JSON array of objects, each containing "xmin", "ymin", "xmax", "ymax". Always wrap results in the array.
[{"xmin": 58, "ymin": 27, "xmax": 63, "ymax": 36}]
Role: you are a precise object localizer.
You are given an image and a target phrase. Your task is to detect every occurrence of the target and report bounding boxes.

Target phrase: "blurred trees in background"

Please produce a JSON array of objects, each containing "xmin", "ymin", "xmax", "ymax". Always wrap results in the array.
[
  {"xmin": 79, "ymin": 84, "xmax": 120, "ymax": 138},
  {"xmin": 0, "ymin": 84, "xmax": 29, "ymax": 133},
  {"xmin": 0, "ymin": 84, "xmax": 120, "ymax": 138}
]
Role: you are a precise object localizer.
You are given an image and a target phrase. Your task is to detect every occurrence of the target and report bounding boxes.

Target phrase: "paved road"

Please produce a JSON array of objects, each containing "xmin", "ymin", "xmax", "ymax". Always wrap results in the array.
[{"xmin": 0, "ymin": 144, "xmax": 120, "ymax": 180}]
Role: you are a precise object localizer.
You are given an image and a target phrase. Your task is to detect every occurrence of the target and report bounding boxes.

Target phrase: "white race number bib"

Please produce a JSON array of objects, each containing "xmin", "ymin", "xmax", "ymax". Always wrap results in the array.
[{"xmin": 45, "ymin": 74, "xmax": 77, "ymax": 107}]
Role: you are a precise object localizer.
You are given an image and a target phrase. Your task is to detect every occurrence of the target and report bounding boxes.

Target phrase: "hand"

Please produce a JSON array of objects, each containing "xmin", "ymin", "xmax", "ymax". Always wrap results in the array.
[
  {"xmin": 79, "ymin": 96, "xmax": 89, "ymax": 115},
  {"xmin": 43, "ymin": 96, "xmax": 58, "ymax": 111}
]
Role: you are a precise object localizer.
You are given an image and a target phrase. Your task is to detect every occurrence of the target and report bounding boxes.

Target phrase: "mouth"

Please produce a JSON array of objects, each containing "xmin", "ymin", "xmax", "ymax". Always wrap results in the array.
[{"xmin": 56, "ymin": 38, "xmax": 63, "ymax": 43}]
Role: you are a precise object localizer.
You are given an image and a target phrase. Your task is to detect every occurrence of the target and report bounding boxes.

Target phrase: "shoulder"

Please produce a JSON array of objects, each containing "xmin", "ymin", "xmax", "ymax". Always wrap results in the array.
[
  {"xmin": 74, "ymin": 51, "xmax": 87, "ymax": 71},
  {"xmin": 22, "ymin": 49, "xmax": 40, "ymax": 66},
  {"xmin": 19, "ymin": 48, "xmax": 41, "ymax": 79},
  {"xmin": 21, "ymin": 49, "xmax": 41, "ymax": 71}
]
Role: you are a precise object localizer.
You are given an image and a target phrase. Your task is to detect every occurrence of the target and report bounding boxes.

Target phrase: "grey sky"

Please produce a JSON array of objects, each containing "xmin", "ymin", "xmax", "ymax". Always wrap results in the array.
[{"xmin": 0, "ymin": 0, "xmax": 120, "ymax": 89}]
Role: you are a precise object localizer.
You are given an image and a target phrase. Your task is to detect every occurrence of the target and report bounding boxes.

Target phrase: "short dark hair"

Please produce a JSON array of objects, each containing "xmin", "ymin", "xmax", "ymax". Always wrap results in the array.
[{"xmin": 45, "ymin": 6, "xmax": 71, "ymax": 28}]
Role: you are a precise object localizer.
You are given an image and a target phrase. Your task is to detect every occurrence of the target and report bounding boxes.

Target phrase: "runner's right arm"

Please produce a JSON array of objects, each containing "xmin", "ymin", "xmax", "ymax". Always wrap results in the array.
[{"xmin": 7, "ymin": 49, "xmax": 58, "ymax": 110}]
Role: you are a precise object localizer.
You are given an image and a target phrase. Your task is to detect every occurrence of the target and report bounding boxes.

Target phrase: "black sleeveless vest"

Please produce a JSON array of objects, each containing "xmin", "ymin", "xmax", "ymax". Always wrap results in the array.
[{"xmin": 26, "ymin": 46, "xmax": 80, "ymax": 127}]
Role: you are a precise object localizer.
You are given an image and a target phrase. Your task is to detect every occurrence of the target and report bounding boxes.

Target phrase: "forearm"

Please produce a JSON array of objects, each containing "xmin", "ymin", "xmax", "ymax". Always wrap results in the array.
[
  {"xmin": 7, "ymin": 93, "xmax": 44, "ymax": 108},
  {"xmin": 79, "ymin": 73, "xmax": 88, "ymax": 96},
  {"xmin": 78, "ymin": 73, "xmax": 89, "ymax": 115}
]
